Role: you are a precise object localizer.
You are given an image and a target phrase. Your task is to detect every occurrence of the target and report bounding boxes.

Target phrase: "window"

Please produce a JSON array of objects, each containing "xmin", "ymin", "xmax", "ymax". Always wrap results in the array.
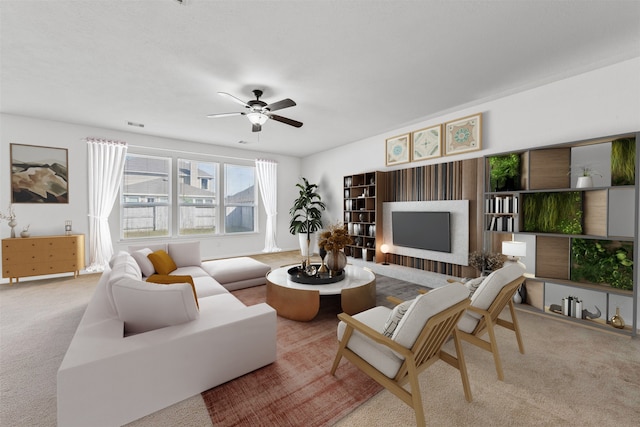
[
  {"xmin": 224, "ymin": 164, "xmax": 256, "ymax": 233},
  {"xmin": 177, "ymin": 159, "xmax": 217, "ymax": 235},
  {"xmin": 120, "ymin": 154, "xmax": 256, "ymax": 239},
  {"xmin": 121, "ymin": 154, "xmax": 171, "ymax": 238}
]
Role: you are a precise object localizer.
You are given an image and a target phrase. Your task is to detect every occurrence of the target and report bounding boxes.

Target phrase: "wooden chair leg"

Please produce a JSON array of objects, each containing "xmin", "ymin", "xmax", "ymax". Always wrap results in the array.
[
  {"xmin": 330, "ymin": 326, "xmax": 353, "ymax": 375},
  {"xmin": 406, "ymin": 360, "xmax": 426, "ymax": 427},
  {"xmin": 508, "ymin": 300, "xmax": 525, "ymax": 354},
  {"xmin": 452, "ymin": 329, "xmax": 473, "ymax": 402},
  {"xmin": 484, "ymin": 317, "xmax": 505, "ymax": 381}
]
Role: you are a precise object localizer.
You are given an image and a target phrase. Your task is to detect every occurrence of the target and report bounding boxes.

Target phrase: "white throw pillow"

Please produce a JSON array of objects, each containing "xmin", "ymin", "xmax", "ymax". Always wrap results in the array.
[
  {"xmin": 464, "ymin": 277, "xmax": 484, "ymax": 297},
  {"xmin": 168, "ymin": 241, "xmax": 202, "ymax": 267},
  {"xmin": 382, "ymin": 299, "xmax": 414, "ymax": 338},
  {"xmin": 111, "ymin": 277, "xmax": 199, "ymax": 335},
  {"xmin": 470, "ymin": 263, "xmax": 525, "ymax": 311},
  {"xmin": 131, "ymin": 248, "xmax": 155, "ymax": 277}
]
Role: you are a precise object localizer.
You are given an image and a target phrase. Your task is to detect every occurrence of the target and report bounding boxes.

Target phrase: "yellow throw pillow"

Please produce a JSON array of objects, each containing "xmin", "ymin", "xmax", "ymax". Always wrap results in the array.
[
  {"xmin": 146, "ymin": 274, "xmax": 198, "ymax": 309},
  {"xmin": 147, "ymin": 250, "xmax": 177, "ymax": 275}
]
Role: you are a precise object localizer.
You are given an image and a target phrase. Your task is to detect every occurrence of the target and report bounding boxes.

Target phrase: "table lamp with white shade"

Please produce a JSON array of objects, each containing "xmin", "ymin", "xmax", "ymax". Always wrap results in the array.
[{"xmin": 502, "ymin": 240, "xmax": 527, "ymax": 264}]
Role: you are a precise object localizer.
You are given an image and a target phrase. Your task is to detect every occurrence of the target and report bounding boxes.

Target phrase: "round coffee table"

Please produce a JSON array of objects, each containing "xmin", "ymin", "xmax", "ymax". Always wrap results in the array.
[{"xmin": 266, "ymin": 265, "xmax": 376, "ymax": 321}]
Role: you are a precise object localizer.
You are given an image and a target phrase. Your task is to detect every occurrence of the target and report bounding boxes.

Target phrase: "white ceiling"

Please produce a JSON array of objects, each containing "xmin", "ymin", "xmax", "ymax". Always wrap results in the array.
[{"xmin": 1, "ymin": 0, "xmax": 639, "ymax": 158}]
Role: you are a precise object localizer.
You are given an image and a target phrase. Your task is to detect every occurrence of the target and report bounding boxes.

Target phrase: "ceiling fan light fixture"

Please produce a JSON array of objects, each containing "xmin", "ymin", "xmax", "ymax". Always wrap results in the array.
[{"xmin": 246, "ymin": 112, "xmax": 269, "ymax": 125}]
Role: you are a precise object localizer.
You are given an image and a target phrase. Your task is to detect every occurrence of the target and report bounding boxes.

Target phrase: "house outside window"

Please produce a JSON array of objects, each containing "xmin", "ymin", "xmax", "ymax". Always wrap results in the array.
[
  {"xmin": 120, "ymin": 154, "xmax": 256, "ymax": 239},
  {"xmin": 224, "ymin": 164, "xmax": 256, "ymax": 234},
  {"xmin": 121, "ymin": 154, "xmax": 171, "ymax": 238},
  {"xmin": 177, "ymin": 159, "xmax": 217, "ymax": 235}
]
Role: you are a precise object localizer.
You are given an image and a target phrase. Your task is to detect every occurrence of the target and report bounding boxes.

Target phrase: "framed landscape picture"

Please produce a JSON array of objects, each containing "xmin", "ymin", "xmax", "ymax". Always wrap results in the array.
[
  {"xmin": 411, "ymin": 124, "xmax": 442, "ymax": 161},
  {"xmin": 444, "ymin": 113, "xmax": 482, "ymax": 156},
  {"xmin": 385, "ymin": 133, "xmax": 410, "ymax": 166},
  {"xmin": 10, "ymin": 144, "xmax": 69, "ymax": 203}
]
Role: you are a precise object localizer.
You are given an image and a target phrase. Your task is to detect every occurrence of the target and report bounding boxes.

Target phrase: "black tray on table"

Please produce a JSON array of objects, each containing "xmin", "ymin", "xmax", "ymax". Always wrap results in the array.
[{"xmin": 287, "ymin": 264, "xmax": 344, "ymax": 284}]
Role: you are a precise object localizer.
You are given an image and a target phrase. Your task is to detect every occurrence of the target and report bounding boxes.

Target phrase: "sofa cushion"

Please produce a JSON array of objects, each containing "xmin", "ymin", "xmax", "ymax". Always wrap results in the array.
[
  {"xmin": 128, "ymin": 243, "xmax": 168, "ymax": 253},
  {"xmin": 131, "ymin": 248, "xmax": 155, "ymax": 277},
  {"xmin": 168, "ymin": 241, "xmax": 202, "ymax": 268},
  {"xmin": 191, "ymin": 276, "xmax": 229, "ymax": 298},
  {"xmin": 172, "ymin": 266, "xmax": 210, "ymax": 278},
  {"xmin": 147, "ymin": 274, "xmax": 199, "ymax": 308},
  {"xmin": 111, "ymin": 277, "xmax": 199, "ymax": 335},
  {"xmin": 201, "ymin": 257, "xmax": 270, "ymax": 285},
  {"xmin": 147, "ymin": 250, "xmax": 177, "ymax": 275},
  {"xmin": 393, "ymin": 283, "xmax": 469, "ymax": 349},
  {"xmin": 107, "ymin": 251, "xmax": 143, "ymax": 312}
]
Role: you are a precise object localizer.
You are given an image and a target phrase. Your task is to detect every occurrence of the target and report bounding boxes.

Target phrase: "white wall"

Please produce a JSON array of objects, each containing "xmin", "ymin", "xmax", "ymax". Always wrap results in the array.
[
  {"xmin": 301, "ymin": 56, "xmax": 640, "ymax": 328},
  {"xmin": 0, "ymin": 114, "xmax": 302, "ymax": 277},
  {"xmin": 302, "ymin": 57, "xmax": 640, "ymax": 220}
]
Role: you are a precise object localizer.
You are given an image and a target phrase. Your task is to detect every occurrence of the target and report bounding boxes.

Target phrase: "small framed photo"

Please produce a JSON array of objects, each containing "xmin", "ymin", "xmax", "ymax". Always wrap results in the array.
[
  {"xmin": 10, "ymin": 144, "xmax": 69, "ymax": 203},
  {"xmin": 411, "ymin": 124, "xmax": 442, "ymax": 161},
  {"xmin": 385, "ymin": 133, "xmax": 410, "ymax": 166},
  {"xmin": 444, "ymin": 113, "xmax": 482, "ymax": 156}
]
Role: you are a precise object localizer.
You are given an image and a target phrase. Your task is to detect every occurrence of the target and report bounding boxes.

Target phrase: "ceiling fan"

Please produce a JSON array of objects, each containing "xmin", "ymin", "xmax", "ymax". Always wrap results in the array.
[{"xmin": 207, "ymin": 89, "xmax": 303, "ymax": 132}]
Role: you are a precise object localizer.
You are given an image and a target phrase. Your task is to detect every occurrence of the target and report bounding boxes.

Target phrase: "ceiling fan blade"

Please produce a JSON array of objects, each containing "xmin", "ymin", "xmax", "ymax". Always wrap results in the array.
[
  {"xmin": 218, "ymin": 92, "xmax": 250, "ymax": 108},
  {"xmin": 252, "ymin": 123, "xmax": 262, "ymax": 132},
  {"xmin": 265, "ymin": 98, "xmax": 296, "ymax": 112},
  {"xmin": 206, "ymin": 112, "xmax": 243, "ymax": 118},
  {"xmin": 269, "ymin": 114, "xmax": 303, "ymax": 128}
]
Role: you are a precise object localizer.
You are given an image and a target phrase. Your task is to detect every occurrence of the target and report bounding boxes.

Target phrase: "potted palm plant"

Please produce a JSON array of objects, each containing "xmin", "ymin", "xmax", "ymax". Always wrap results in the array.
[{"xmin": 289, "ymin": 177, "xmax": 326, "ymax": 257}]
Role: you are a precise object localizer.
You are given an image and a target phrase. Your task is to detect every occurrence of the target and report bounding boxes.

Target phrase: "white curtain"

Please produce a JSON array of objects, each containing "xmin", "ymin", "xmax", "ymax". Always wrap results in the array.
[
  {"xmin": 255, "ymin": 159, "xmax": 281, "ymax": 252},
  {"xmin": 86, "ymin": 138, "xmax": 128, "ymax": 271}
]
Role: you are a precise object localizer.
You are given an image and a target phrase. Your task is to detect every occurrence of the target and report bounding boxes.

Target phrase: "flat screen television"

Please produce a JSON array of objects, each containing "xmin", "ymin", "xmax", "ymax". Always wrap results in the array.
[{"xmin": 391, "ymin": 211, "xmax": 451, "ymax": 253}]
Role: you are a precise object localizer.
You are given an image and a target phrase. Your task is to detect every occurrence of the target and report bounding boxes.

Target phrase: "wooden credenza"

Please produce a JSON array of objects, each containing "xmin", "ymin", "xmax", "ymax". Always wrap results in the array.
[{"xmin": 2, "ymin": 235, "xmax": 85, "ymax": 284}]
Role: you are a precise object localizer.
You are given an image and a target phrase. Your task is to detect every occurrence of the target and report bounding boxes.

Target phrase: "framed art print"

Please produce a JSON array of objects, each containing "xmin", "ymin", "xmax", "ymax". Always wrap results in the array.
[
  {"xmin": 444, "ymin": 113, "xmax": 482, "ymax": 156},
  {"xmin": 385, "ymin": 133, "xmax": 410, "ymax": 166},
  {"xmin": 10, "ymin": 143, "xmax": 69, "ymax": 203},
  {"xmin": 411, "ymin": 124, "xmax": 442, "ymax": 161}
]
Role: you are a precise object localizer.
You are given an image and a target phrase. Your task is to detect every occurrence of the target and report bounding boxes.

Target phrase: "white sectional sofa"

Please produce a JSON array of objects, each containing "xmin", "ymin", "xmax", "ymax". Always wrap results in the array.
[{"xmin": 57, "ymin": 241, "xmax": 275, "ymax": 427}]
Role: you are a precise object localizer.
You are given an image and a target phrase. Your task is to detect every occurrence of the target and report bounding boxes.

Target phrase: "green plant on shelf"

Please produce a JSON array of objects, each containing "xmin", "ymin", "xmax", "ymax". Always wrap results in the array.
[
  {"xmin": 611, "ymin": 137, "xmax": 636, "ymax": 186},
  {"xmin": 489, "ymin": 153, "xmax": 521, "ymax": 192},
  {"xmin": 523, "ymin": 192, "xmax": 582, "ymax": 234},
  {"xmin": 571, "ymin": 239, "xmax": 634, "ymax": 290}
]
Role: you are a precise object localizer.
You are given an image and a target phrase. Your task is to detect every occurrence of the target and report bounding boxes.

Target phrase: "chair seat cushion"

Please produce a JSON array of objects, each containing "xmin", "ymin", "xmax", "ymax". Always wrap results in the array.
[{"xmin": 337, "ymin": 306, "xmax": 403, "ymax": 379}]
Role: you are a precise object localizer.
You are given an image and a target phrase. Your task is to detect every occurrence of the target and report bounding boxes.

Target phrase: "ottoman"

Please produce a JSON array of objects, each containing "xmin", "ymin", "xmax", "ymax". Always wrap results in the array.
[{"xmin": 202, "ymin": 257, "xmax": 271, "ymax": 291}]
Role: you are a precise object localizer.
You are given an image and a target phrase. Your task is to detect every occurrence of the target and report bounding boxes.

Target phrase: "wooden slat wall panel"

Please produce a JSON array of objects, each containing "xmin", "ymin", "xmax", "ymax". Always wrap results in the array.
[{"xmin": 383, "ymin": 159, "xmax": 482, "ymax": 277}]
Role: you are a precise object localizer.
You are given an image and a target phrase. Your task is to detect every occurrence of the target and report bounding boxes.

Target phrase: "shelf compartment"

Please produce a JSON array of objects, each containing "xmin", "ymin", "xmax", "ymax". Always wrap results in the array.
[
  {"xmin": 535, "ymin": 236, "xmax": 570, "ymax": 280},
  {"xmin": 523, "ymin": 147, "xmax": 571, "ymax": 190}
]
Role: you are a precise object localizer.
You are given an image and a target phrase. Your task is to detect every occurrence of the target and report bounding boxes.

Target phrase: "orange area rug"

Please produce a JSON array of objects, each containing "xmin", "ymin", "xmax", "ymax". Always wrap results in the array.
[{"xmin": 201, "ymin": 285, "xmax": 382, "ymax": 426}]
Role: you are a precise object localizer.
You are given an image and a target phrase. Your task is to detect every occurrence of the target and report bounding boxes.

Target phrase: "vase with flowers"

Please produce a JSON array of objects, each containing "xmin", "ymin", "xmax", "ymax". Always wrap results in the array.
[
  {"xmin": 318, "ymin": 222, "xmax": 353, "ymax": 275},
  {"xmin": 0, "ymin": 204, "xmax": 17, "ymax": 238}
]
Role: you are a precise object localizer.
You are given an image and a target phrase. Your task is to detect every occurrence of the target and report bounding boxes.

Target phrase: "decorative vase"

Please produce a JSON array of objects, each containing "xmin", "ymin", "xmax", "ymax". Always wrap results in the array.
[
  {"xmin": 610, "ymin": 307, "xmax": 625, "ymax": 329},
  {"xmin": 513, "ymin": 289, "xmax": 522, "ymax": 304},
  {"xmin": 326, "ymin": 250, "xmax": 347, "ymax": 274},
  {"xmin": 576, "ymin": 176, "xmax": 593, "ymax": 188},
  {"xmin": 20, "ymin": 230, "xmax": 30, "ymax": 238},
  {"xmin": 8, "ymin": 219, "xmax": 17, "ymax": 238}
]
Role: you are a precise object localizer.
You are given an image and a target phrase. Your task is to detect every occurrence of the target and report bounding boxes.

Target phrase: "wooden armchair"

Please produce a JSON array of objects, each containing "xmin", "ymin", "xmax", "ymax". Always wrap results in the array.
[
  {"xmin": 330, "ymin": 283, "xmax": 472, "ymax": 427},
  {"xmin": 455, "ymin": 262, "xmax": 527, "ymax": 381}
]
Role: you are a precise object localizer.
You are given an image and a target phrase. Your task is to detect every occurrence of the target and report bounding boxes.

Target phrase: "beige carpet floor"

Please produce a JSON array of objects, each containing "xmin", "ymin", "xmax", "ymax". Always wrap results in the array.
[{"xmin": 1, "ymin": 252, "xmax": 639, "ymax": 426}]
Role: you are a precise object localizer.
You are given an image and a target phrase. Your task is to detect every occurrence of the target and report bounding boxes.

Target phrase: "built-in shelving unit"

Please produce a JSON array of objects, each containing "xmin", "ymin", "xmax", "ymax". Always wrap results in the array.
[
  {"xmin": 484, "ymin": 133, "xmax": 638, "ymax": 336},
  {"xmin": 343, "ymin": 171, "xmax": 386, "ymax": 263}
]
